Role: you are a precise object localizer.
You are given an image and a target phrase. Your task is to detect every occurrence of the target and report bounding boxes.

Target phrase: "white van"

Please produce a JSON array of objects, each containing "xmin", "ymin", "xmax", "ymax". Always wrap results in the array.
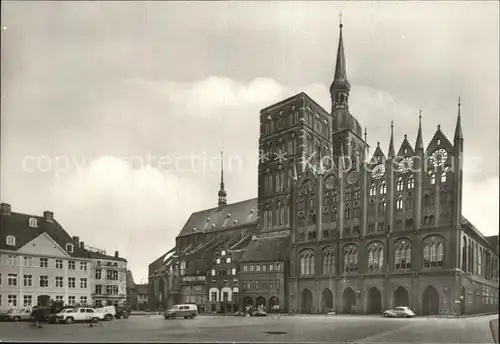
[
  {"xmin": 94, "ymin": 306, "xmax": 116, "ymax": 321},
  {"xmin": 164, "ymin": 304, "xmax": 198, "ymax": 320}
]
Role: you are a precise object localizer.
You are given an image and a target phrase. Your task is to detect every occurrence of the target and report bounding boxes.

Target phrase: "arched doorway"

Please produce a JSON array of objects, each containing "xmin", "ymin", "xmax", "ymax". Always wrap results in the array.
[
  {"xmin": 342, "ymin": 288, "xmax": 357, "ymax": 314},
  {"xmin": 301, "ymin": 289, "xmax": 313, "ymax": 314},
  {"xmin": 256, "ymin": 296, "xmax": 266, "ymax": 308},
  {"xmin": 422, "ymin": 286, "xmax": 440, "ymax": 315},
  {"xmin": 366, "ymin": 287, "xmax": 382, "ymax": 314},
  {"xmin": 393, "ymin": 287, "xmax": 410, "ymax": 307},
  {"xmin": 243, "ymin": 297, "xmax": 253, "ymax": 308},
  {"xmin": 322, "ymin": 288, "xmax": 334, "ymax": 313},
  {"xmin": 460, "ymin": 287, "xmax": 466, "ymax": 315},
  {"xmin": 269, "ymin": 296, "xmax": 279, "ymax": 312}
]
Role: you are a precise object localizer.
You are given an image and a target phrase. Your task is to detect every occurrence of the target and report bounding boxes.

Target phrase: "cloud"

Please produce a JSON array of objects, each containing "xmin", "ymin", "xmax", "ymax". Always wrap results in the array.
[{"xmin": 1, "ymin": 2, "xmax": 498, "ymax": 282}]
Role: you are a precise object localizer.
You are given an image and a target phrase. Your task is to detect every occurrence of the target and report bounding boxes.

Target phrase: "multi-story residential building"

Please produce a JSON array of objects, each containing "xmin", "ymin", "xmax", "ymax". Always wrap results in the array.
[
  {"xmin": 148, "ymin": 21, "xmax": 499, "ymax": 316},
  {"xmin": 206, "ymin": 237, "xmax": 250, "ymax": 314},
  {"xmin": 135, "ymin": 284, "xmax": 148, "ymax": 310},
  {"xmin": 239, "ymin": 232, "xmax": 289, "ymax": 312},
  {"xmin": 0, "ymin": 203, "xmax": 92, "ymax": 309},
  {"xmin": 80, "ymin": 242, "xmax": 128, "ymax": 307}
]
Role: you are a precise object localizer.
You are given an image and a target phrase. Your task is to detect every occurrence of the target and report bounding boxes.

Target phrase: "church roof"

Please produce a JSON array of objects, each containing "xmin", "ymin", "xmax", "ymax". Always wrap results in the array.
[
  {"xmin": 178, "ymin": 198, "xmax": 258, "ymax": 237},
  {"xmin": 0, "ymin": 210, "xmax": 88, "ymax": 259},
  {"xmin": 240, "ymin": 234, "xmax": 290, "ymax": 262}
]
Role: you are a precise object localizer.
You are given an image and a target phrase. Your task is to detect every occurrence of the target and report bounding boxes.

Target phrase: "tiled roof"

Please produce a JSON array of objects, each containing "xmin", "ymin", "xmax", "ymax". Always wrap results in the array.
[
  {"xmin": 178, "ymin": 198, "xmax": 258, "ymax": 237},
  {"xmin": 240, "ymin": 234, "xmax": 290, "ymax": 262},
  {"xmin": 186, "ymin": 258, "xmax": 211, "ymax": 275},
  {"xmin": 0, "ymin": 211, "xmax": 88, "ymax": 259},
  {"xmin": 485, "ymin": 235, "xmax": 499, "ymax": 254},
  {"xmin": 83, "ymin": 249, "xmax": 127, "ymax": 262}
]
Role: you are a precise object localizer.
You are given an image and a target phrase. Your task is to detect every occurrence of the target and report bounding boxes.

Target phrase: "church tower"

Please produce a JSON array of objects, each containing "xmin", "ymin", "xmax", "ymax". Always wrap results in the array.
[{"xmin": 330, "ymin": 20, "xmax": 367, "ymax": 166}]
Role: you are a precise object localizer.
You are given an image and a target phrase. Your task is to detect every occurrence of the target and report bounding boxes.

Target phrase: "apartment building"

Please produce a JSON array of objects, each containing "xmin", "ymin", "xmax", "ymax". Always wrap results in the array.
[
  {"xmin": 0, "ymin": 203, "xmax": 93, "ymax": 309},
  {"xmin": 81, "ymin": 242, "xmax": 128, "ymax": 307}
]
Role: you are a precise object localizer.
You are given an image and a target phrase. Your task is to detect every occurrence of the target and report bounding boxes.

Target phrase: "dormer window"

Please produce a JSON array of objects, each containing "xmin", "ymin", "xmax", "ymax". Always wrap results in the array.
[
  {"xmin": 29, "ymin": 218, "xmax": 38, "ymax": 228},
  {"xmin": 221, "ymin": 250, "xmax": 226, "ymax": 256},
  {"xmin": 66, "ymin": 243, "xmax": 74, "ymax": 253},
  {"xmin": 216, "ymin": 258, "xmax": 221, "ymax": 264},
  {"xmin": 226, "ymin": 258, "xmax": 231, "ymax": 264},
  {"xmin": 6, "ymin": 235, "xmax": 16, "ymax": 246}
]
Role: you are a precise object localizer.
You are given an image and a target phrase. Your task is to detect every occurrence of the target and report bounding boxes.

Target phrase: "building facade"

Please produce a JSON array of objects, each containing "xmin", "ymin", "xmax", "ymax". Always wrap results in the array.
[
  {"xmin": 0, "ymin": 203, "xmax": 93, "ymax": 309},
  {"xmin": 81, "ymin": 243, "xmax": 128, "ymax": 307},
  {"xmin": 148, "ymin": 23, "xmax": 499, "ymax": 316}
]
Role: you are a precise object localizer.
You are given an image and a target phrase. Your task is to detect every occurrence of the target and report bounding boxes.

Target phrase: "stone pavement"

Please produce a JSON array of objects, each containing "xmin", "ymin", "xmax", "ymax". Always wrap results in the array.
[{"xmin": 0, "ymin": 313, "xmax": 497, "ymax": 343}]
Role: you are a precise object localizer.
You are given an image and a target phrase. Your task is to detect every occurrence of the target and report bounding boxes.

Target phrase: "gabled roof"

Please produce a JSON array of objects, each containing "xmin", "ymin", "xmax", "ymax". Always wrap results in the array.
[
  {"xmin": 0, "ymin": 211, "xmax": 88, "ymax": 259},
  {"xmin": 240, "ymin": 234, "xmax": 290, "ymax": 262},
  {"xmin": 83, "ymin": 249, "xmax": 127, "ymax": 262},
  {"xmin": 397, "ymin": 135, "xmax": 415, "ymax": 157},
  {"xmin": 426, "ymin": 125, "xmax": 453, "ymax": 152},
  {"xmin": 178, "ymin": 198, "xmax": 258, "ymax": 237}
]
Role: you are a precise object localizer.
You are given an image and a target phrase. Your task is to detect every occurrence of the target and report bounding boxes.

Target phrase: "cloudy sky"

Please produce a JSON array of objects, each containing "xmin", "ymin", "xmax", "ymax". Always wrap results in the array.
[{"xmin": 1, "ymin": 1, "xmax": 498, "ymax": 282}]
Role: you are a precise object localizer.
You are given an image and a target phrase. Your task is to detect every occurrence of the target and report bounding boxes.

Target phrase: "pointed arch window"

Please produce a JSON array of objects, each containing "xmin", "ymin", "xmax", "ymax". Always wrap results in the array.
[
  {"xmin": 396, "ymin": 177, "xmax": 404, "ymax": 191},
  {"xmin": 343, "ymin": 245, "xmax": 358, "ymax": 273},
  {"xmin": 396, "ymin": 195, "xmax": 403, "ymax": 211},
  {"xmin": 379, "ymin": 198, "xmax": 386, "ymax": 213},
  {"xmin": 280, "ymin": 139, "xmax": 286, "ymax": 154},
  {"xmin": 322, "ymin": 247, "xmax": 336, "ymax": 275},
  {"xmin": 353, "ymin": 202, "xmax": 360, "ymax": 217},
  {"xmin": 287, "ymin": 166, "xmax": 293, "ymax": 190},
  {"xmin": 478, "ymin": 247, "xmax": 482, "ymax": 276},
  {"xmin": 344, "ymin": 204, "xmax": 351, "ymax": 219},
  {"xmin": 300, "ymin": 249, "xmax": 315, "ymax": 276},
  {"xmin": 441, "ymin": 172, "xmax": 447, "ymax": 183},
  {"xmin": 394, "ymin": 240, "xmax": 411, "ymax": 270},
  {"xmin": 270, "ymin": 120, "xmax": 275, "ymax": 133},
  {"xmin": 279, "ymin": 202, "xmax": 285, "ymax": 225},
  {"xmin": 379, "ymin": 181, "xmax": 387, "ymax": 195},
  {"xmin": 407, "ymin": 176, "xmax": 415, "ymax": 189},
  {"xmin": 331, "ymin": 207, "xmax": 338, "ymax": 222},
  {"xmin": 423, "ymin": 236, "xmax": 445, "ymax": 268},
  {"xmin": 369, "ymin": 183, "xmax": 376, "ymax": 196},
  {"xmin": 406, "ymin": 197, "xmax": 413, "ymax": 210},
  {"xmin": 354, "ymin": 186, "xmax": 361, "ymax": 200},
  {"xmin": 429, "ymin": 172, "xmax": 436, "ymax": 185},
  {"xmin": 462, "ymin": 236, "xmax": 467, "ymax": 272},
  {"xmin": 307, "ymin": 136, "xmax": 314, "ymax": 155},
  {"xmin": 266, "ymin": 208, "xmax": 273, "ymax": 229},
  {"xmin": 367, "ymin": 242, "xmax": 384, "ymax": 272}
]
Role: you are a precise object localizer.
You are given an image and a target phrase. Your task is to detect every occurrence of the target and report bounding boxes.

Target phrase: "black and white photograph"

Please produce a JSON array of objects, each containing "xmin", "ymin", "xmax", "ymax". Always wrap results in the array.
[{"xmin": 0, "ymin": 1, "xmax": 498, "ymax": 343}]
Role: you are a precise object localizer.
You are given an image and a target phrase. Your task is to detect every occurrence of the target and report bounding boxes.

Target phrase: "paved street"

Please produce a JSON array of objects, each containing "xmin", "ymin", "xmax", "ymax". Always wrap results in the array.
[{"xmin": 0, "ymin": 314, "xmax": 497, "ymax": 343}]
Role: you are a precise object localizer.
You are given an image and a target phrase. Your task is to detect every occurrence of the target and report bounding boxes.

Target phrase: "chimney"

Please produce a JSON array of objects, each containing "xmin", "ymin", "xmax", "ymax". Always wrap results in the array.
[
  {"xmin": 43, "ymin": 211, "xmax": 54, "ymax": 223},
  {"xmin": 115, "ymin": 250, "xmax": 119, "ymax": 258},
  {"xmin": 80, "ymin": 241, "xmax": 85, "ymax": 249},
  {"xmin": 73, "ymin": 236, "xmax": 80, "ymax": 245},
  {"xmin": 0, "ymin": 203, "xmax": 12, "ymax": 216}
]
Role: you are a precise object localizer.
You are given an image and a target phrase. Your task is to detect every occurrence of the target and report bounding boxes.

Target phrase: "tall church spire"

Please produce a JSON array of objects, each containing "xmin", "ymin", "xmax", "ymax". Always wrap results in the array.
[
  {"xmin": 454, "ymin": 97, "xmax": 463, "ymax": 141},
  {"xmin": 388, "ymin": 121, "xmax": 395, "ymax": 159},
  {"xmin": 415, "ymin": 110, "xmax": 423, "ymax": 151},
  {"xmin": 218, "ymin": 151, "xmax": 227, "ymax": 208},
  {"xmin": 330, "ymin": 14, "xmax": 351, "ymax": 114}
]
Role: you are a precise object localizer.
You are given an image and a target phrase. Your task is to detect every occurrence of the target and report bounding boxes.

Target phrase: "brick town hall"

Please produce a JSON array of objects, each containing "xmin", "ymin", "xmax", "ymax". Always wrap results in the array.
[{"xmin": 148, "ymin": 23, "xmax": 499, "ymax": 316}]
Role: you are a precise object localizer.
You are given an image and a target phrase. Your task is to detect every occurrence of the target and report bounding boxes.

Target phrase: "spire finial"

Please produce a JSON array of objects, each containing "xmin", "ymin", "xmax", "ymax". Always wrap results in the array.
[
  {"xmin": 419, "ymin": 109, "xmax": 422, "ymax": 121},
  {"xmin": 339, "ymin": 12, "xmax": 343, "ymax": 29},
  {"xmin": 416, "ymin": 110, "xmax": 423, "ymax": 151},
  {"xmin": 364, "ymin": 127, "xmax": 367, "ymax": 142},
  {"xmin": 454, "ymin": 96, "xmax": 463, "ymax": 141},
  {"xmin": 218, "ymin": 150, "xmax": 227, "ymax": 208},
  {"xmin": 388, "ymin": 121, "xmax": 395, "ymax": 159}
]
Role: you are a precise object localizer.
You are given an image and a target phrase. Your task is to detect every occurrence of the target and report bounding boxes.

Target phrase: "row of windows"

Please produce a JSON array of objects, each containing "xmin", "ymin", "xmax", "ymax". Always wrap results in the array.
[
  {"xmin": 298, "ymin": 239, "xmax": 446, "ymax": 275},
  {"xmin": 242, "ymin": 279, "xmax": 280, "ymax": 290},
  {"xmin": 95, "ymin": 269, "xmax": 121, "ymax": 280},
  {"xmin": 0, "ymin": 295, "xmax": 88, "ymax": 307},
  {"xmin": 211, "ymin": 268, "xmax": 237, "ymax": 276},
  {"xmin": 242, "ymin": 263, "xmax": 282, "ymax": 273},
  {"xmin": 215, "ymin": 257, "xmax": 232, "ymax": 264},
  {"xmin": 462, "ymin": 237, "xmax": 499, "ymax": 281},
  {"xmin": 0, "ymin": 273, "xmax": 88, "ymax": 288},
  {"xmin": 182, "ymin": 276, "xmax": 206, "ymax": 282},
  {"xmin": 94, "ymin": 285, "xmax": 120, "ymax": 295},
  {"xmin": 211, "ymin": 280, "xmax": 238, "ymax": 288},
  {"xmin": 3, "ymin": 255, "xmax": 88, "ymax": 270},
  {"xmin": 183, "ymin": 285, "xmax": 204, "ymax": 293},
  {"xmin": 263, "ymin": 204, "xmax": 289, "ymax": 229}
]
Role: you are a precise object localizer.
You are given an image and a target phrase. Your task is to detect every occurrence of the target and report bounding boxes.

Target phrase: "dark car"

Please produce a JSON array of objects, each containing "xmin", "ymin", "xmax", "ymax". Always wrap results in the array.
[{"xmin": 114, "ymin": 305, "xmax": 131, "ymax": 319}]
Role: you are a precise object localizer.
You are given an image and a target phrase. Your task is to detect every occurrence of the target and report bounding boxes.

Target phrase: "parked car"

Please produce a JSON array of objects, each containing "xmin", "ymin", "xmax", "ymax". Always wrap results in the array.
[
  {"xmin": 164, "ymin": 304, "xmax": 198, "ymax": 320},
  {"xmin": 0, "ymin": 307, "xmax": 33, "ymax": 321},
  {"xmin": 94, "ymin": 306, "xmax": 116, "ymax": 321},
  {"xmin": 383, "ymin": 306, "xmax": 416, "ymax": 318},
  {"xmin": 251, "ymin": 309, "xmax": 267, "ymax": 317},
  {"xmin": 46, "ymin": 308, "xmax": 76, "ymax": 324},
  {"xmin": 54, "ymin": 307, "xmax": 105, "ymax": 324}
]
